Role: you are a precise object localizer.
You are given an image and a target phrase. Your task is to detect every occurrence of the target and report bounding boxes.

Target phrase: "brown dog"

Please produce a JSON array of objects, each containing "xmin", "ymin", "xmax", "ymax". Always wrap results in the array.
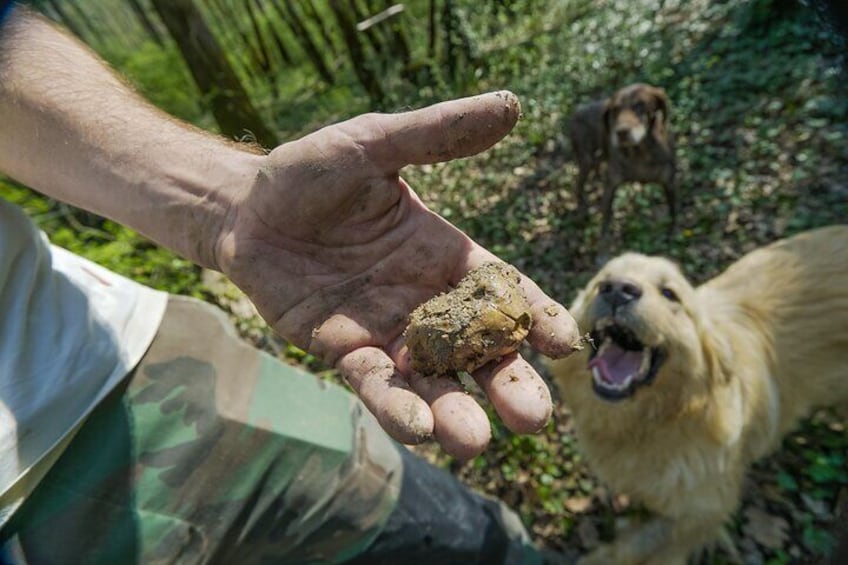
[
  {"xmin": 549, "ymin": 226, "xmax": 848, "ymax": 564},
  {"xmin": 568, "ymin": 83, "xmax": 677, "ymax": 236}
]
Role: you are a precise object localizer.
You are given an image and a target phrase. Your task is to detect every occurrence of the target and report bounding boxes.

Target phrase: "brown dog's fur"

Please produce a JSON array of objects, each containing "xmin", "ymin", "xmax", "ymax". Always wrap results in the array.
[
  {"xmin": 568, "ymin": 83, "xmax": 678, "ymax": 236},
  {"xmin": 549, "ymin": 226, "xmax": 848, "ymax": 564}
]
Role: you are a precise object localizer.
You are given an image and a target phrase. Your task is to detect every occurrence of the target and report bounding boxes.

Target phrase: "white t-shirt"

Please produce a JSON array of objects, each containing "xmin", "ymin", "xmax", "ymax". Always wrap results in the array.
[{"xmin": 0, "ymin": 199, "xmax": 167, "ymax": 526}]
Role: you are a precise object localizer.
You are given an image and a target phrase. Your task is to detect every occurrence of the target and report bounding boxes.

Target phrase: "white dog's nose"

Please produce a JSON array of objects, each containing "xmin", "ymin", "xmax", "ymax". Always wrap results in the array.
[{"xmin": 599, "ymin": 278, "xmax": 643, "ymax": 308}]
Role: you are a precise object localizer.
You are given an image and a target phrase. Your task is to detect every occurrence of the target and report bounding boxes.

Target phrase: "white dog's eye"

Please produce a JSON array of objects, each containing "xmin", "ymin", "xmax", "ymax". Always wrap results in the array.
[{"xmin": 660, "ymin": 287, "xmax": 679, "ymax": 302}]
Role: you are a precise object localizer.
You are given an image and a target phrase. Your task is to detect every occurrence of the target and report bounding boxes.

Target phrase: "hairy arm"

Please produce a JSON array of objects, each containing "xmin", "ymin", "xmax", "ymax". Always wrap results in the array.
[
  {"xmin": 0, "ymin": 8, "xmax": 581, "ymax": 458},
  {"xmin": 0, "ymin": 8, "xmax": 261, "ymax": 269}
]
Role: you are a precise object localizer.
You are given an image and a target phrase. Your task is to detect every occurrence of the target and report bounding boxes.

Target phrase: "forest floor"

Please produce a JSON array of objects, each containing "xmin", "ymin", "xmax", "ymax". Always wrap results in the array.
[
  {"xmin": 402, "ymin": 1, "xmax": 848, "ymax": 562},
  {"xmin": 199, "ymin": 2, "xmax": 848, "ymax": 561},
  {"xmin": 3, "ymin": 0, "xmax": 846, "ymax": 563}
]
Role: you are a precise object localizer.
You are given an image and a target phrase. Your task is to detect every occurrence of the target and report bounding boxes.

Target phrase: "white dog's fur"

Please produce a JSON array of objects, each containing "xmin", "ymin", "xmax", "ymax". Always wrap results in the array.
[{"xmin": 549, "ymin": 226, "xmax": 848, "ymax": 564}]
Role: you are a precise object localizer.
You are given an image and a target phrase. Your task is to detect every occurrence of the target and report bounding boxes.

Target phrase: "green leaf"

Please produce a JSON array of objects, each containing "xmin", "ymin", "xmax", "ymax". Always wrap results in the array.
[{"xmin": 776, "ymin": 471, "xmax": 799, "ymax": 491}]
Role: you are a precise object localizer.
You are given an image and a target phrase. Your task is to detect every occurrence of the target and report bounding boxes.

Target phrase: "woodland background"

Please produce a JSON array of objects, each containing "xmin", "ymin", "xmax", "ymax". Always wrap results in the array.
[{"xmin": 2, "ymin": 0, "xmax": 847, "ymax": 562}]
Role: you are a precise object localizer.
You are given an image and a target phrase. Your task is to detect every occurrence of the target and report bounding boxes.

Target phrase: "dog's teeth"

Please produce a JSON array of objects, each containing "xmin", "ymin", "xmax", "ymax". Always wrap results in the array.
[
  {"xmin": 612, "ymin": 374, "xmax": 633, "ymax": 390},
  {"xmin": 597, "ymin": 337, "xmax": 613, "ymax": 355},
  {"xmin": 592, "ymin": 366, "xmax": 634, "ymax": 391},
  {"xmin": 639, "ymin": 351, "xmax": 651, "ymax": 376}
]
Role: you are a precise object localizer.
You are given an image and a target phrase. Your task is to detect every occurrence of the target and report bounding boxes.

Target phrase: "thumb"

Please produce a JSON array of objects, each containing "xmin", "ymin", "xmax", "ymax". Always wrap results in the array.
[{"xmin": 342, "ymin": 91, "xmax": 521, "ymax": 173}]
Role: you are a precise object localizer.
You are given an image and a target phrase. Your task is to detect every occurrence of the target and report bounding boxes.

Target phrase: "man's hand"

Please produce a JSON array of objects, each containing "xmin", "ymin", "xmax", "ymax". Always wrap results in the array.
[
  {"xmin": 0, "ymin": 10, "xmax": 579, "ymax": 459},
  {"xmin": 216, "ymin": 92, "xmax": 582, "ymax": 459}
]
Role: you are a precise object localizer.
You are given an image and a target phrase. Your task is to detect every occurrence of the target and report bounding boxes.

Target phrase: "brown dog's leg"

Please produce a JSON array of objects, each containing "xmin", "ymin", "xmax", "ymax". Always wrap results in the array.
[
  {"xmin": 575, "ymin": 165, "xmax": 589, "ymax": 211},
  {"xmin": 594, "ymin": 175, "xmax": 620, "ymax": 265},
  {"xmin": 599, "ymin": 171, "xmax": 620, "ymax": 238},
  {"xmin": 571, "ymin": 130, "xmax": 593, "ymax": 214},
  {"xmin": 662, "ymin": 177, "xmax": 678, "ymax": 237}
]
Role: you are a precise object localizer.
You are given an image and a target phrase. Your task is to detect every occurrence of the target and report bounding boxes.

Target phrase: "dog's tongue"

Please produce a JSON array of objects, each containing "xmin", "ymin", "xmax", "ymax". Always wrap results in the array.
[{"xmin": 588, "ymin": 341, "xmax": 643, "ymax": 385}]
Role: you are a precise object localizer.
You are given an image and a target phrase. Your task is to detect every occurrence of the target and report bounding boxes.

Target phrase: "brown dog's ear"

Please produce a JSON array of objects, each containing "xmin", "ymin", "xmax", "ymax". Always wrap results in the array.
[
  {"xmin": 602, "ymin": 98, "xmax": 613, "ymax": 138},
  {"xmin": 650, "ymin": 86, "xmax": 671, "ymax": 128}
]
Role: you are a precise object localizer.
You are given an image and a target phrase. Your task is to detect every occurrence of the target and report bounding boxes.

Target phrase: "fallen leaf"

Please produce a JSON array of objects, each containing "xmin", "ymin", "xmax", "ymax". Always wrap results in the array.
[
  {"xmin": 612, "ymin": 493, "xmax": 631, "ymax": 512},
  {"xmin": 801, "ymin": 494, "xmax": 830, "ymax": 519},
  {"xmin": 564, "ymin": 496, "xmax": 592, "ymax": 513},
  {"xmin": 743, "ymin": 507, "xmax": 789, "ymax": 549}
]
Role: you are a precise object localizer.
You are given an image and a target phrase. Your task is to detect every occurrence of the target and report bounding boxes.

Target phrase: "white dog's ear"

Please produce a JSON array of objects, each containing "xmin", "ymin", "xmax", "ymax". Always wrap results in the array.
[
  {"xmin": 702, "ymin": 332, "xmax": 732, "ymax": 386},
  {"xmin": 695, "ymin": 303, "xmax": 733, "ymax": 387},
  {"xmin": 569, "ymin": 286, "xmax": 591, "ymax": 318},
  {"xmin": 697, "ymin": 313, "xmax": 742, "ymax": 446},
  {"xmin": 706, "ymin": 378, "xmax": 743, "ymax": 446}
]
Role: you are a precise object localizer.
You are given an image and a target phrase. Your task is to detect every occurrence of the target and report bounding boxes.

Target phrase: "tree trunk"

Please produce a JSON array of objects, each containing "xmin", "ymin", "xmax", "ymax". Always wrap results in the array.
[
  {"xmin": 349, "ymin": 0, "xmax": 384, "ymax": 57},
  {"xmin": 428, "ymin": 0, "xmax": 437, "ymax": 58},
  {"xmin": 64, "ymin": 1, "xmax": 101, "ymax": 40},
  {"xmin": 299, "ymin": 0, "xmax": 338, "ymax": 56},
  {"xmin": 245, "ymin": 0, "xmax": 279, "ymax": 98},
  {"xmin": 95, "ymin": 1, "xmax": 138, "ymax": 50},
  {"xmin": 382, "ymin": 0, "xmax": 411, "ymax": 66},
  {"xmin": 41, "ymin": 0, "xmax": 87, "ymax": 40},
  {"xmin": 127, "ymin": 0, "xmax": 165, "ymax": 46},
  {"xmin": 204, "ymin": 0, "xmax": 260, "ymax": 86},
  {"xmin": 150, "ymin": 0, "xmax": 277, "ymax": 147},
  {"xmin": 273, "ymin": 0, "xmax": 335, "ymax": 85},
  {"xmin": 442, "ymin": 0, "xmax": 456, "ymax": 80},
  {"xmin": 254, "ymin": 0, "xmax": 294, "ymax": 66},
  {"xmin": 441, "ymin": 0, "xmax": 476, "ymax": 82},
  {"xmin": 328, "ymin": 0, "xmax": 384, "ymax": 104},
  {"xmin": 245, "ymin": 0, "xmax": 272, "ymax": 73},
  {"xmin": 210, "ymin": 0, "xmax": 267, "ymax": 83}
]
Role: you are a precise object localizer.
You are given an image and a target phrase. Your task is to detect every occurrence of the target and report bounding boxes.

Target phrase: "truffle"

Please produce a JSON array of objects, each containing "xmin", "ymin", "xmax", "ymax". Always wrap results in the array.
[{"xmin": 405, "ymin": 262, "xmax": 533, "ymax": 375}]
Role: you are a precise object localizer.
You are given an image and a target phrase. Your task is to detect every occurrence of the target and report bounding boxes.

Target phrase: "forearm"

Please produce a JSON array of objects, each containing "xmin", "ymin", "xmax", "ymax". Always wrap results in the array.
[{"xmin": 0, "ymin": 8, "xmax": 263, "ymax": 269}]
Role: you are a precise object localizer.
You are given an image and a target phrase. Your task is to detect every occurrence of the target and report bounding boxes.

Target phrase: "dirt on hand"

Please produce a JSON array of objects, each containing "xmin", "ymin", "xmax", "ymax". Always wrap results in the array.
[{"xmin": 405, "ymin": 262, "xmax": 533, "ymax": 376}]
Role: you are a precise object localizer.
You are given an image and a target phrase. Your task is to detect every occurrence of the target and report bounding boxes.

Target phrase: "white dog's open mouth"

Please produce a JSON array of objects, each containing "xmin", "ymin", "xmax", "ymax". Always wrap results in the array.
[{"xmin": 587, "ymin": 321, "xmax": 665, "ymax": 401}]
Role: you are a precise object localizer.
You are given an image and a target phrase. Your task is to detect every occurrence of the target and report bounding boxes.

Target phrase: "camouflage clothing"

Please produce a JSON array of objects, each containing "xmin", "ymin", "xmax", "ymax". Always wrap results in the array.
[{"xmin": 1, "ymin": 296, "xmax": 544, "ymax": 564}]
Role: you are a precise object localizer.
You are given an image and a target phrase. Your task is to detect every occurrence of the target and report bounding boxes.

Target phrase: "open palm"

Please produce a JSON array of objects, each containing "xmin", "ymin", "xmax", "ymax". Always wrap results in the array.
[{"xmin": 216, "ymin": 92, "xmax": 581, "ymax": 459}]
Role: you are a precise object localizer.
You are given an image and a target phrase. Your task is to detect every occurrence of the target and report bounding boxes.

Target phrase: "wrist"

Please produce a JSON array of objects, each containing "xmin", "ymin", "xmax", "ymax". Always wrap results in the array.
[{"xmin": 178, "ymin": 145, "xmax": 265, "ymax": 271}]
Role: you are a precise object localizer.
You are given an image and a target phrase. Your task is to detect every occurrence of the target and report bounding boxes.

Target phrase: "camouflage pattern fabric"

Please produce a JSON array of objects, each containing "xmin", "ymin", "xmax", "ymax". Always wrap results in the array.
[
  {"xmin": 1, "ymin": 295, "xmax": 546, "ymax": 565},
  {"xmin": 1, "ymin": 296, "xmax": 402, "ymax": 564}
]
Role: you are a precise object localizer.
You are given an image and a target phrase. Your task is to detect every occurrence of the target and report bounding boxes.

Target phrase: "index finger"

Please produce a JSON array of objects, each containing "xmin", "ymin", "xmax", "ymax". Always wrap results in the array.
[
  {"xmin": 522, "ymin": 277, "xmax": 584, "ymax": 359},
  {"xmin": 342, "ymin": 91, "xmax": 522, "ymax": 172}
]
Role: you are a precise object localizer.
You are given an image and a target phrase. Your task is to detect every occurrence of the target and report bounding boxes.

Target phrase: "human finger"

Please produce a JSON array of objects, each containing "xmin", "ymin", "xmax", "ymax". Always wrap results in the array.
[
  {"xmin": 337, "ymin": 347, "xmax": 434, "ymax": 445},
  {"xmin": 521, "ymin": 278, "xmax": 584, "ymax": 359},
  {"xmin": 472, "ymin": 353, "xmax": 553, "ymax": 435},
  {"xmin": 343, "ymin": 90, "xmax": 521, "ymax": 173},
  {"xmin": 407, "ymin": 371, "xmax": 492, "ymax": 461}
]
